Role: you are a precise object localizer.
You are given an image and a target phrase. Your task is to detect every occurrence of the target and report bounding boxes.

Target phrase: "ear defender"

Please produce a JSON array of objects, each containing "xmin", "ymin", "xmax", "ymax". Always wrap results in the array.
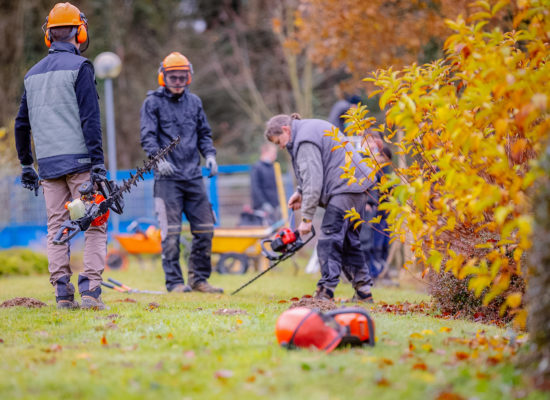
[
  {"xmin": 44, "ymin": 28, "xmax": 52, "ymax": 47},
  {"xmin": 157, "ymin": 65, "xmax": 166, "ymax": 87},
  {"xmin": 75, "ymin": 13, "xmax": 88, "ymax": 44}
]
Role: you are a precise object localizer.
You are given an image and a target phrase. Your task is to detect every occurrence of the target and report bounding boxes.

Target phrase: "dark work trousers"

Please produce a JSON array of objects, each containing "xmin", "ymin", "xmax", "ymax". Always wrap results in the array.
[
  {"xmin": 316, "ymin": 193, "xmax": 374, "ymax": 295},
  {"xmin": 154, "ymin": 178, "xmax": 215, "ymax": 290},
  {"xmin": 361, "ymin": 207, "xmax": 390, "ymax": 279}
]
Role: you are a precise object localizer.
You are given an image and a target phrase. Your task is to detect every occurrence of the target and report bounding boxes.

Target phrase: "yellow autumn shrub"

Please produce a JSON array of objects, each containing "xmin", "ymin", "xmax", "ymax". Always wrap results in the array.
[{"xmin": 342, "ymin": 0, "xmax": 549, "ymax": 328}]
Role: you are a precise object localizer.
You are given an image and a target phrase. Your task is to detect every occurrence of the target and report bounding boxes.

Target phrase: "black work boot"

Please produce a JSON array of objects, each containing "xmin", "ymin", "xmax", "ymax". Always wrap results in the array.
[
  {"xmin": 81, "ymin": 295, "xmax": 106, "ymax": 310},
  {"xmin": 352, "ymin": 290, "xmax": 374, "ymax": 304},
  {"xmin": 313, "ymin": 286, "xmax": 334, "ymax": 301},
  {"xmin": 191, "ymin": 281, "xmax": 224, "ymax": 294},
  {"xmin": 56, "ymin": 299, "xmax": 80, "ymax": 310},
  {"xmin": 170, "ymin": 284, "xmax": 192, "ymax": 293}
]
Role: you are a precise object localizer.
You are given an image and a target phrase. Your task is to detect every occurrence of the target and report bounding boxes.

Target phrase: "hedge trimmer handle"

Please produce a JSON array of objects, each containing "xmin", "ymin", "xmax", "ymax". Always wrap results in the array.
[
  {"xmin": 108, "ymin": 277, "xmax": 132, "ymax": 291},
  {"xmin": 52, "ymin": 220, "xmax": 82, "ymax": 245},
  {"xmin": 101, "ymin": 281, "xmax": 126, "ymax": 292},
  {"xmin": 260, "ymin": 238, "xmax": 279, "ymax": 261}
]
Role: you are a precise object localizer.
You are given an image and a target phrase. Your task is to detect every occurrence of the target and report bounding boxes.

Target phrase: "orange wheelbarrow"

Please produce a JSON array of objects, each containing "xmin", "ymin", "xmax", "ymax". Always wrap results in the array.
[{"xmin": 105, "ymin": 219, "xmax": 162, "ymax": 270}]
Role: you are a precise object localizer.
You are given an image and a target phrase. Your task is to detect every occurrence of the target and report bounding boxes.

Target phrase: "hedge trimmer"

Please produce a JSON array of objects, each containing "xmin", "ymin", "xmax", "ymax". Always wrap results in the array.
[
  {"xmin": 231, "ymin": 226, "xmax": 315, "ymax": 295},
  {"xmin": 53, "ymin": 136, "xmax": 181, "ymax": 245}
]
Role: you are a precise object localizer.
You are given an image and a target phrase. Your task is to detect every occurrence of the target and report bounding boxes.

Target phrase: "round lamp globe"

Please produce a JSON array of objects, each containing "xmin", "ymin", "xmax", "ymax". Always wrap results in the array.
[{"xmin": 94, "ymin": 52, "xmax": 122, "ymax": 79}]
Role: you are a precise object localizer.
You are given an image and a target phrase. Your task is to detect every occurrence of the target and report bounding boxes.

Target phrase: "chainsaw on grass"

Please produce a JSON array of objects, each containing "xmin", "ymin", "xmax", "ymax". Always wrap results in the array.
[
  {"xmin": 52, "ymin": 136, "xmax": 181, "ymax": 245},
  {"xmin": 231, "ymin": 226, "xmax": 315, "ymax": 295}
]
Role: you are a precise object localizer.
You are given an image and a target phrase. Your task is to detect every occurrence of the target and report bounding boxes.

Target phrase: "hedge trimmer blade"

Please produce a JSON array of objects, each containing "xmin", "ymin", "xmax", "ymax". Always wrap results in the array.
[
  {"xmin": 109, "ymin": 136, "xmax": 181, "ymax": 200},
  {"xmin": 52, "ymin": 136, "xmax": 180, "ymax": 245}
]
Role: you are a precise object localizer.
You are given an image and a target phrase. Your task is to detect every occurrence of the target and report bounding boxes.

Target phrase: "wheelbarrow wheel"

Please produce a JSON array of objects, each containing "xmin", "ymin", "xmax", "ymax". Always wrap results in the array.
[
  {"xmin": 105, "ymin": 249, "xmax": 129, "ymax": 271},
  {"xmin": 216, "ymin": 253, "xmax": 249, "ymax": 274}
]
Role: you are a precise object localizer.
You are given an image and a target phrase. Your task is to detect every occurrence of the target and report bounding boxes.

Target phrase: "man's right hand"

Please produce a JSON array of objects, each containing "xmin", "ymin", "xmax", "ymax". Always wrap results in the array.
[
  {"xmin": 156, "ymin": 159, "xmax": 176, "ymax": 177},
  {"xmin": 21, "ymin": 165, "xmax": 39, "ymax": 196},
  {"xmin": 288, "ymin": 191, "xmax": 302, "ymax": 211}
]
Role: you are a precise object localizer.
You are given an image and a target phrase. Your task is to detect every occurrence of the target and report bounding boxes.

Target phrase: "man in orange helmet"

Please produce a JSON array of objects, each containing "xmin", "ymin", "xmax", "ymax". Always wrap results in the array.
[
  {"xmin": 140, "ymin": 52, "xmax": 222, "ymax": 294},
  {"xmin": 14, "ymin": 3, "xmax": 108, "ymax": 309}
]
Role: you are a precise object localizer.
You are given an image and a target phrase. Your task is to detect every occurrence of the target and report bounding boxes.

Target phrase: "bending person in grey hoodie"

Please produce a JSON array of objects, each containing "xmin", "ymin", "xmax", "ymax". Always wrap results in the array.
[{"xmin": 264, "ymin": 113, "xmax": 375, "ymax": 302}]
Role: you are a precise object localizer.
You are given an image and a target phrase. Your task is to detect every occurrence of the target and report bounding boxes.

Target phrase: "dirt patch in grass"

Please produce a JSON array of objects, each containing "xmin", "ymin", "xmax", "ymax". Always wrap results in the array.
[
  {"xmin": 0, "ymin": 297, "xmax": 47, "ymax": 308},
  {"xmin": 288, "ymin": 297, "xmax": 338, "ymax": 312},
  {"xmin": 214, "ymin": 308, "xmax": 248, "ymax": 315}
]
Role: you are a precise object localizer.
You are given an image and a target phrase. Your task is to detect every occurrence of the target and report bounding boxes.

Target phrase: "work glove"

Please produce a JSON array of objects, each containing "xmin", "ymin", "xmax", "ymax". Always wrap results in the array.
[
  {"xmin": 90, "ymin": 164, "xmax": 107, "ymax": 183},
  {"xmin": 21, "ymin": 165, "xmax": 39, "ymax": 196},
  {"xmin": 205, "ymin": 155, "xmax": 218, "ymax": 178},
  {"xmin": 156, "ymin": 158, "xmax": 176, "ymax": 177}
]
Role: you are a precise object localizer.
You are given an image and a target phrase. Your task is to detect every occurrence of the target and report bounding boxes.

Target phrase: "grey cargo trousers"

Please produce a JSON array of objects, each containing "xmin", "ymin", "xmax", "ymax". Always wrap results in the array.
[
  {"xmin": 316, "ymin": 192, "xmax": 373, "ymax": 296},
  {"xmin": 42, "ymin": 171, "xmax": 107, "ymax": 300}
]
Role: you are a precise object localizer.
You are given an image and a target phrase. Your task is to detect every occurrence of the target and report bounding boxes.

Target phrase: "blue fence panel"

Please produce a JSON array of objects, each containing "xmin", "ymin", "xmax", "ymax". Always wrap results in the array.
[{"xmin": 0, "ymin": 165, "xmax": 252, "ymax": 249}]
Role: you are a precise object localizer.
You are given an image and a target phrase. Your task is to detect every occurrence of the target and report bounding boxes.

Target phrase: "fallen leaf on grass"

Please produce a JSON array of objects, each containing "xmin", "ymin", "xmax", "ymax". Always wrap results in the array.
[
  {"xmin": 0, "ymin": 338, "xmax": 4, "ymax": 344},
  {"xmin": 412, "ymin": 362, "xmax": 428, "ymax": 371},
  {"xmin": 375, "ymin": 377, "xmax": 390, "ymax": 387},
  {"xmin": 101, "ymin": 335, "xmax": 108, "ymax": 346},
  {"xmin": 167, "ymin": 333, "xmax": 174, "ymax": 339},
  {"xmin": 476, "ymin": 372, "xmax": 491, "ymax": 379},
  {"xmin": 147, "ymin": 302, "xmax": 160, "ymax": 310},
  {"xmin": 439, "ymin": 326, "xmax": 452, "ymax": 333},
  {"xmin": 378, "ymin": 358, "xmax": 394, "ymax": 367},
  {"xmin": 215, "ymin": 369, "xmax": 233, "ymax": 379},
  {"xmin": 42, "ymin": 344, "xmax": 62, "ymax": 353},
  {"xmin": 486, "ymin": 354, "xmax": 503, "ymax": 365},
  {"xmin": 290, "ymin": 297, "xmax": 299, "ymax": 301},
  {"xmin": 114, "ymin": 298, "xmax": 137, "ymax": 303},
  {"xmin": 421, "ymin": 329, "xmax": 434, "ymax": 335},
  {"xmin": 236, "ymin": 319, "xmax": 243, "ymax": 324},
  {"xmin": 302, "ymin": 294, "xmax": 312, "ymax": 299},
  {"xmin": 246, "ymin": 375, "xmax": 256, "ymax": 383},
  {"xmin": 181, "ymin": 364, "xmax": 192, "ymax": 371},
  {"xmin": 410, "ymin": 332, "xmax": 423, "ymax": 339},
  {"xmin": 421, "ymin": 343, "xmax": 433, "ymax": 352},
  {"xmin": 435, "ymin": 392, "xmax": 466, "ymax": 400},
  {"xmin": 455, "ymin": 351, "xmax": 469, "ymax": 360},
  {"xmin": 278, "ymin": 300, "xmax": 288, "ymax": 303},
  {"xmin": 415, "ymin": 371, "xmax": 436, "ymax": 383}
]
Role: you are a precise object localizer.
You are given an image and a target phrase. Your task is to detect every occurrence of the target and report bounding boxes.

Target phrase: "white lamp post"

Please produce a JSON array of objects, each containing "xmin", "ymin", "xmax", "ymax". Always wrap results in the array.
[{"xmin": 94, "ymin": 52, "xmax": 122, "ymax": 233}]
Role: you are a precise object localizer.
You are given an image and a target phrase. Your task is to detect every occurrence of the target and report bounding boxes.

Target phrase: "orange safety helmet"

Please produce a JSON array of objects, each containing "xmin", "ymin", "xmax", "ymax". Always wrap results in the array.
[
  {"xmin": 275, "ymin": 307, "xmax": 376, "ymax": 352},
  {"xmin": 157, "ymin": 52, "xmax": 193, "ymax": 87},
  {"xmin": 275, "ymin": 307, "xmax": 343, "ymax": 353},
  {"xmin": 43, "ymin": 3, "xmax": 88, "ymax": 48}
]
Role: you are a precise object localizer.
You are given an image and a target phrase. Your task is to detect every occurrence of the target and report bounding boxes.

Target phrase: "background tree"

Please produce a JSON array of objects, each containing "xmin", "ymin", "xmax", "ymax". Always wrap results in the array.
[{"xmin": 295, "ymin": 0, "xmax": 513, "ymax": 85}]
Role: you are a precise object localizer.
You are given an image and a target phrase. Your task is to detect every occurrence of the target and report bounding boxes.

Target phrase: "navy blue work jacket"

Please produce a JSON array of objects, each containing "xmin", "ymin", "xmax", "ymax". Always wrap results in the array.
[{"xmin": 140, "ymin": 87, "xmax": 216, "ymax": 181}]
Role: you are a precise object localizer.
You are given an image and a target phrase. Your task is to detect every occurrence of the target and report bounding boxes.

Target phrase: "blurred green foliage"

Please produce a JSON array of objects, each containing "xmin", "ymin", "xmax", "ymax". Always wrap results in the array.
[{"xmin": 0, "ymin": 248, "xmax": 49, "ymax": 277}]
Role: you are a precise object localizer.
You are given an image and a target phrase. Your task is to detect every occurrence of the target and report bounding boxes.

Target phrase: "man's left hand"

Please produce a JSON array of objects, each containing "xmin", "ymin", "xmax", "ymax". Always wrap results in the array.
[
  {"xmin": 298, "ymin": 220, "xmax": 312, "ymax": 237},
  {"xmin": 91, "ymin": 164, "xmax": 107, "ymax": 183},
  {"xmin": 205, "ymin": 155, "xmax": 218, "ymax": 178}
]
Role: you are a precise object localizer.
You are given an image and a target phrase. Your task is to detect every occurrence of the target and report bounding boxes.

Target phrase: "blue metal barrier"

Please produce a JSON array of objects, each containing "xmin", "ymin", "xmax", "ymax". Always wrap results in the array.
[{"xmin": 0, "ymin": 165, "xmax": 251, "ymax": 249}]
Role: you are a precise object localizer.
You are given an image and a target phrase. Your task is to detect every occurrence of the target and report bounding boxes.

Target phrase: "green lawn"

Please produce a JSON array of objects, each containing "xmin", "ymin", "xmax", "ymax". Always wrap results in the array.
[{"xmin": 0, "ymin": 258, "xmax": 545, "ymax": 400}]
